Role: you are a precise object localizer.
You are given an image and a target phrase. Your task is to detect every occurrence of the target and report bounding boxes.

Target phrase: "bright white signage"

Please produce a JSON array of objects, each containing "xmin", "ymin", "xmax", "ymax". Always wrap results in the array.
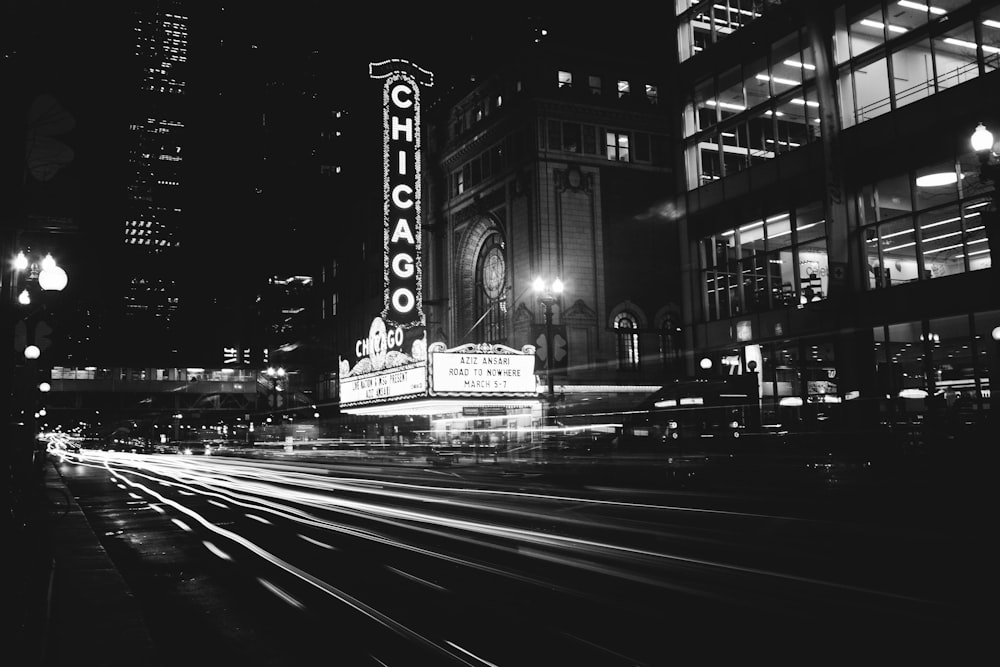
[
  {"xmin": 340, "ymin": 364, "xmax": 427, "ymax": 406},
  {"xmin": 429, "ymin": 343, "xmax": 537, "ymax": 395},
  {"xmin": 369, "ymin": 58, "xmax": 433, "ymax": 330}
]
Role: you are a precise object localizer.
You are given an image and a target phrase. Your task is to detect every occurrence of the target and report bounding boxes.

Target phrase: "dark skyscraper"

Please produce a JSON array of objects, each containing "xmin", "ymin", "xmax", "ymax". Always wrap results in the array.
[{"xmin": 118, "ymin": 1, "xmax": 190, "ymax": 360}]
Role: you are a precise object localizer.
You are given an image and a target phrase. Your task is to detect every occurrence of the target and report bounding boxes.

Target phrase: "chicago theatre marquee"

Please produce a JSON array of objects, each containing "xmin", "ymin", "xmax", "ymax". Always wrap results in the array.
[{"xmin": 338, "ymin": 59, "xmax": 539, "ymax": 440}]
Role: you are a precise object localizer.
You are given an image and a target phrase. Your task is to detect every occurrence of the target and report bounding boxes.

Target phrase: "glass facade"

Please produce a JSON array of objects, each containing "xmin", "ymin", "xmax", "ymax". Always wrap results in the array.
[
  {"xmin": 861, "ymin": 154, "xmax": 993, "ymax": 287},
  {"xmin": 681, "ymin": 0, "xmax": 1000, "ymax": 190},
  {"xmin": 699, "ymin": 204, "xmax": 828, "ymax": 321},
  {"xmin": 682, "ymin": 1, "xmax": 999, "ymax": 432}
]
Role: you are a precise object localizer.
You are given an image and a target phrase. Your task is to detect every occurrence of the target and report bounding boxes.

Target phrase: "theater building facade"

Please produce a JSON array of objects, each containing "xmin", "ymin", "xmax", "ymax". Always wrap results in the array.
[{"xmin": 331, "ymin": 44, "xmax": 681, "ymax": 444}]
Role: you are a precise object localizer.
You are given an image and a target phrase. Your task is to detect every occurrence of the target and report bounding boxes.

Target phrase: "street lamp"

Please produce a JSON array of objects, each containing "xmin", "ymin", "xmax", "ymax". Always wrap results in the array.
[
  {"xmin": 970, "ymin": 122, "xmax": 999, "ymax": 281},
  {"xmin": 971, "ymin": 123, "xmax": 999, "ymax": 177},
  {"xmin": 265, "ymin": 366, "xmax": 286, "ymax": 411},
  {"xmin": 533, "ymin": 276, "xmax": 564, "ymax": 428},
  {"xmin": 5, "ymin": 248, "xmax": 69, "ymax": 481},
  {"xmin": 11, "ymin": 251, "xmax": 68, "ymax": 305}
]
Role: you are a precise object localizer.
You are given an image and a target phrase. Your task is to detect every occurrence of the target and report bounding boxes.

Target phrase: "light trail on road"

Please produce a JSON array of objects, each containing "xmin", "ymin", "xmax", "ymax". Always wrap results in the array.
[{"xmin": 56, "ymin": 448, "xmax": 972, "ymax": 664}]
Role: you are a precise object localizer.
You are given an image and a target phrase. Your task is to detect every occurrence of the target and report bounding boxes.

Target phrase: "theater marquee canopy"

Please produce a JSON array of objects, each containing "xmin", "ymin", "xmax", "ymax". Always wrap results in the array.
[{"xmin": 340, "ymin": 334, "xmax": 541, "ymax": 415}]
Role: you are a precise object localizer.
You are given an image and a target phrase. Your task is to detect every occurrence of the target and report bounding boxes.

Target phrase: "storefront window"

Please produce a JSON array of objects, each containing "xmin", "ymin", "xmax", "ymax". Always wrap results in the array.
[
  {"xmin": 872, "ymin": 310, "xmax": 986, "ymax": 426},
  {"xmin": 803, "ymin": 337, "xmax": 838, "ymax": 405},
  {"xmin": 763, "ymin": 341, "xmax": 802, "ymax": 425},
  {"xmin": 927, "ymin": 314, "xmax": 975, "ymax": 399},
  {"xmin": 885, "ymin": 321, "xmax": 927, "ymax": 394}
]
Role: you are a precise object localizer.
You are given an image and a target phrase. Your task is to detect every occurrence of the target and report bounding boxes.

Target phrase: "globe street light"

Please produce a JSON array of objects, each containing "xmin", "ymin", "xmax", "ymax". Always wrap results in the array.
[
  {"xmin": 970, "ymin": 123, "xmax": 999, "ymax": 282},
  {"xmin": 533, "ymin": 276, "xmax": 564, "ymax": 427},
  {"xmin": 266, "ymin": 366, "xmax": 286, "ymax": 411},
  {"xmin": 11, "ymin": 251, "xmax": 68, "ymax": 306}
]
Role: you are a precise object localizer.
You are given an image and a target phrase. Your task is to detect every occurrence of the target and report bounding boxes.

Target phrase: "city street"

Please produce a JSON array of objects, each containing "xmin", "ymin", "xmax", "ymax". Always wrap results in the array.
[{"xmin": 51, "ymin": 448, "xmax": 988, "ymax": 665}]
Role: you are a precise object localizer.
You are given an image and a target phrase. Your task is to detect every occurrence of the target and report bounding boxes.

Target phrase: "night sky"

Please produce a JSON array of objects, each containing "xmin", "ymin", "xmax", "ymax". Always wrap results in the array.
[{"xmin": 1, "ymin": 2, "xmax": 668, "ymax": 365}]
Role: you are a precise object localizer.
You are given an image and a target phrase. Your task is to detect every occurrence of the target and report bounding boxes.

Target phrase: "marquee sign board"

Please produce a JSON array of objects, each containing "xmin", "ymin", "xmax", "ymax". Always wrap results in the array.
[
  {"xmin": 339, "ymin": 315, "xmax": 428, "ymax": 408},
  {"xmin": 339, "ymin": 363, "xmax": 427, "ymax": 406},
  {"xmin": 428, "ymin": 342, "xmax": 538, "ymax": 397}
]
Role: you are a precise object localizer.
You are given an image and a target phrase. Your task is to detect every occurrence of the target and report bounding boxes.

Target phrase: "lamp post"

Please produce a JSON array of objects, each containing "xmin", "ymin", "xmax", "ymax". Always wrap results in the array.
[
  {"xmin": 970, "ymin": 123, "xmax": 999, "ymax": 262},
  {"xmin": 533, "ymin": 276, "xmax": 563, "ymax": 429},
  {"xmin": 4, "ymin": 247, "xmax": 69, "ymax": 524},
  {"xmin": 971, "ymin": 123, "xmax": 1000, "ymax": 180},
  {"xmin": 265, "ymin": 366, "xmax": 286, "ymax": 412}
]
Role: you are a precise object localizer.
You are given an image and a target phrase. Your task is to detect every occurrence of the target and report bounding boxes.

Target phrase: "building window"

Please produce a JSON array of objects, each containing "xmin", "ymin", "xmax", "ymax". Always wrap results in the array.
[
  {"xmin": 549, "ymin": 121, "xmax": 582, "ymax": 153},
  {"xmin": 861, "ymin": 156, "xmax": 993, "ymax": 287},
  {"xmin": 698, "ymin": 203, "xmax": 831, "ymax": 321},
  {"xmin": 605, "ymin": 131, "xmax": 630, "ymax": 162},
  {"xmin": 617, "ymin": 79, "xmax": 631, "ymax": 98},
  {"xmin": 645, "ymin": 84, "xmax": 658, "ymax": 104},
  {"xmin": 589, "ymin": 75, "xmax": 602, "ymax": 95},
  {"xmin": 582, "ymin": 125, "xmax": 598, "ymax": 155},
  {"xmin": 676, "ymin": 0, "xmax": 766, "ymax": 62},
  {"xmin": 836, "ymin": 3, "xmax": 990, "ymax": 129},
  {"xmin": 614, "ymin": 312, "xmax": 640, "ymax": 370},
  {"xmin": 558, "ymin": 70, "xmax": 573, "ymax": 88}
]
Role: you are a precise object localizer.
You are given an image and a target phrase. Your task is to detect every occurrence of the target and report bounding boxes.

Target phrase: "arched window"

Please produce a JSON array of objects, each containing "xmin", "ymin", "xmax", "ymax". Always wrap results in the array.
[
  {"xmin": 614, "ymin": 311, "xmax": 639, "ymax": 370},
  {"xmin": 475, "ymin": 233, "xmax": 508, "ymax": 344}
]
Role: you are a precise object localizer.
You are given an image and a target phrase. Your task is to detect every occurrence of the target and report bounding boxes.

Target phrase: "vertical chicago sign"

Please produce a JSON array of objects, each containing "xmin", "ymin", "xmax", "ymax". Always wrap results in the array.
[
  {"xmin": 371, "ymin": 58, "xmax": 432, "ymax": 331},
  {"xmin": 339, "ymin": 60, "xmax": 434, "ymax": 410}
]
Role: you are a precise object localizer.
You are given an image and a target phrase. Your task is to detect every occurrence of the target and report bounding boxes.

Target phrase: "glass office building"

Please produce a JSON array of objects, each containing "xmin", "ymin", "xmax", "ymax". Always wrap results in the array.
[{"xmin": 675, "ymin": 0, "xmax": 1000, "ymax": 431}]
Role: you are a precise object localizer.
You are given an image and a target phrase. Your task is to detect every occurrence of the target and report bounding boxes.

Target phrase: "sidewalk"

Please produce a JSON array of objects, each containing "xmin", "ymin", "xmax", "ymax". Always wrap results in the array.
[{"xmin": 10, "ymin": 457, "xmax": 160, "ymax": 667}]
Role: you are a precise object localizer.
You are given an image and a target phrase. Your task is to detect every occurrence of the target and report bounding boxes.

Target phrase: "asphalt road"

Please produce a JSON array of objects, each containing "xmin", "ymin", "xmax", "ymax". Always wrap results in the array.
[{"xmin": 54, "ymin": 449, "xmax": 988, "ymax": 665}]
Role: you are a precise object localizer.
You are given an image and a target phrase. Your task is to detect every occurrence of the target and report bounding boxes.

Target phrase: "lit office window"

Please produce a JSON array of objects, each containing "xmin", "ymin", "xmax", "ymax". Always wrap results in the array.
[{"xmin": 605, "ymin": 131, "xmax": 630, "ymax": 162}]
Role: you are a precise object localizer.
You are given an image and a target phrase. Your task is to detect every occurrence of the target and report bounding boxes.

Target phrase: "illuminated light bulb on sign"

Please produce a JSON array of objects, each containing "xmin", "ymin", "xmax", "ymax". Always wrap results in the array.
[{"xmin": 25, "ymin": 345, "xmax": 41, "ymax": 360}]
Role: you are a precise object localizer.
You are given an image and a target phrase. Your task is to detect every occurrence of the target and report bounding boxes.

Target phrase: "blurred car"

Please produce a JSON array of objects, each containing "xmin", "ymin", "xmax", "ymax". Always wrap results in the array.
[{"xmin": 104, "ymin": 434, "xmax": 154, "ymax": 454}]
